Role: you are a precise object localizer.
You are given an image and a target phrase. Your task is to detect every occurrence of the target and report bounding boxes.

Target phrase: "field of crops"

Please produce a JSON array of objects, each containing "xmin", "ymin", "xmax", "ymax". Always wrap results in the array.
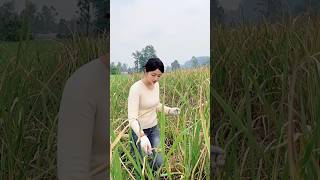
[
  {"xmin": 0, "ymin": 36, "xmax": 108, "ymax": 179},
  {"xmin": 110, "ymin": 67, "xmax": 210, "ymax": 179},
  {"xmin": 4, "ymin": 16, "xmax": 320, "ymax": 180},
  {"xmin": 212, "ymin": 17, "xmax": 320, "ymax": 179}
]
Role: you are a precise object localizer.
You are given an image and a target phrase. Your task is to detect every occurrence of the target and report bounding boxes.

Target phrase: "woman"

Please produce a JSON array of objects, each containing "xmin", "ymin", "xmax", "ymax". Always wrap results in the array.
[{"xmin": 128, "ymin": 58, "xmax": 180, "ymax": 172}]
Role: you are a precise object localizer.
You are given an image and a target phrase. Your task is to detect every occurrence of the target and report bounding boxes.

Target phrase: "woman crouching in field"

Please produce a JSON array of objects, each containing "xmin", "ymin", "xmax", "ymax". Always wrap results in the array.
[{"xmin": 128, "ymin": 58, "xmax": 180, "ymax": 175}]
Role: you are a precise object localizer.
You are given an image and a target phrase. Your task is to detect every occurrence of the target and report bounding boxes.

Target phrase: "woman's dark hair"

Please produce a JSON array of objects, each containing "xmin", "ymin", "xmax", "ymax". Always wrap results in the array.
[{"xmin": 143, "ymin": 58, "xmax": 164, "ymax": 73}]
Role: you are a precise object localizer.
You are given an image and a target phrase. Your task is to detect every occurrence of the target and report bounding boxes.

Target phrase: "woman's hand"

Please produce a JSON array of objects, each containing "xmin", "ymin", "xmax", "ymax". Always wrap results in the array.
[
  {"xmin": 140, "ymin": 135, "xmax": 152, "ymax": 155},
  {"xmin": 169, "ymin": 107, "xmax": 180, "ymax": 116}
]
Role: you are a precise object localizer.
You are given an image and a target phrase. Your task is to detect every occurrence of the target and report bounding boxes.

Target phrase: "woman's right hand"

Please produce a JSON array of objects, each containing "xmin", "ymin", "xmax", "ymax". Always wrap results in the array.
[
  {"xmin": 140, "ymin": 135, "xmax": 152, "ymax": 155},
  {"xmin": 169, "ymin": 107, "xmax": 180, "ymax": 116}
]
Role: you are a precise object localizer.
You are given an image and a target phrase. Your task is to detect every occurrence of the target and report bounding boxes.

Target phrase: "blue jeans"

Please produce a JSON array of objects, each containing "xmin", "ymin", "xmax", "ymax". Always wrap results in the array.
[{"xmin": 130, "ymin": 125, "xmax": 163, "ymax": 172}]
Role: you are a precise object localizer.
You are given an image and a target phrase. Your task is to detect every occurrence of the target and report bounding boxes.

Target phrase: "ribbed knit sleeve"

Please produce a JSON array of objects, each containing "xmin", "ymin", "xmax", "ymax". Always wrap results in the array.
[
  {"xmin": 156, "ymin": 102, "xmax": 171, "ymax": 114},
  {"xmin": 128, "ymin": 84, "xmax": 142, "ymax": 136}
]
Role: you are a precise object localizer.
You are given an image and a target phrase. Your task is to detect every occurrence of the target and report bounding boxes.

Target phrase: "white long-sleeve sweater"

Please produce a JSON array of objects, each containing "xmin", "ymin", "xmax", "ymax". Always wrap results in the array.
[{"xmin": 128, "ymin": 80, "xmax": 170, "ymax": 136}]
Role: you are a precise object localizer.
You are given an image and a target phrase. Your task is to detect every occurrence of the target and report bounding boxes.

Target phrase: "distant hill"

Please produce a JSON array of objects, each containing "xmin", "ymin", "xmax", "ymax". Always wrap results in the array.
[{"xmin": 182, "ymin": 56, "xmax": 210, "ymax": 69}]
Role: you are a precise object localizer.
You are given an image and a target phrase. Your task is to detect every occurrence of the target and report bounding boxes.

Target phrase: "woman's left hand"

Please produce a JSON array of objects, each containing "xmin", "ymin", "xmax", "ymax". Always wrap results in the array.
[{"xmin": 169, "ymin": 107, "xmax": 180, "ymax": 116}]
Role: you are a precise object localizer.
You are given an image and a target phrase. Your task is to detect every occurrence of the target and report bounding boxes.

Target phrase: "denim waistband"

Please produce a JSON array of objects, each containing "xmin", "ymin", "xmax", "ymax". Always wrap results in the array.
[{"xmin": 142, "ymin": 124, "xmax": 158, "ymax": 132}]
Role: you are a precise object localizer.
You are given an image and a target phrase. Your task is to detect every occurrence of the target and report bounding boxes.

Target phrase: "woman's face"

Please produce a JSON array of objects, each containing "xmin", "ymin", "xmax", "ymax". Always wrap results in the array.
[{"xmin": 145, "ymin": 69, "xmax": 162, "ymax": 85}]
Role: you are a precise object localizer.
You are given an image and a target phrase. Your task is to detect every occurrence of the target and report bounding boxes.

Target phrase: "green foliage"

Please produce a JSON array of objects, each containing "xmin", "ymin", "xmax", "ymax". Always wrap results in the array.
[
  {"xmin": 132, "ymin": 45, "xmax": 157, "ymax": 72},
  {"xmin": 76, "ymin": 0, "xmax": 109, "ymax": 35},
  {"xmin": 93, "ymin": 0, "xmax": 109, "ymax": 33},
  {"xmin": 111, "ymin": 68, "xmax": 210, "ymax": 179},
  {"xmin": 0, "ymin": 1, "xmax": 59, "ymax": 41},
  {"xmin": 0, "ymin": 0, "xmax": 109, "ymax": 41},
  {"xmin": 0, "ymin": 1, "xmax": 22, "ymax": 41},
  {"xmin": 191, "ymin": 56, "xmax": 198, "ymax": 68},
  {"xmin": 77, "ymin": 0, "xmax": 92, "ymax": 36},
  {"xmin": 36, "ymin": 5, "xmax": 59, "ymax": 33},
  {"xmin": 211, "ymin": 0, "xmax": 224, "ymax": 24},
  {"xmin": 171, "ymin": 60, "xmax": 180, "ymax": 71},
  {"xmin": 110, "ymin": 62, "xmax": 121, "ymax": 75},
  {"xmin": 212, "ymin": 18, "xmax": 320, "ymax": 179},
  {"xmin": 0, "ymin": 34, "xmax": 108, "ymax": 179}
]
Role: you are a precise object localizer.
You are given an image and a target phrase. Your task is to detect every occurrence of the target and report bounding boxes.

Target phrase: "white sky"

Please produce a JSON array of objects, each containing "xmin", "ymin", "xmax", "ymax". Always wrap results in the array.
[{"xmin": 110, "ymin": 0, "xmax": 210, "ymax": 67}]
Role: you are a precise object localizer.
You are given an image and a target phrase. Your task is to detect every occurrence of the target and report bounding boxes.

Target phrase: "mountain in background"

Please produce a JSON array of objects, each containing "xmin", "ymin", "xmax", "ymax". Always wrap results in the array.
[{"xmin": 182, "ymin": 56, "xmax": 210, "ymax": 69}]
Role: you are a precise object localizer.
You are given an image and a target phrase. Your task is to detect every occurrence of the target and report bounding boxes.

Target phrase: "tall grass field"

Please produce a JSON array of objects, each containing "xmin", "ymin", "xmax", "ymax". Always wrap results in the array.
[
  {"xmin": 212, "ymin": 17, "xmax": 320, "ymax": 179},
  {"xmin": 110, "ymin": 67, "xmax": 210, "ymax": 179},
  {"xmin": 0, "ymin": 36, "xmax": 108, "ymax": 179}
]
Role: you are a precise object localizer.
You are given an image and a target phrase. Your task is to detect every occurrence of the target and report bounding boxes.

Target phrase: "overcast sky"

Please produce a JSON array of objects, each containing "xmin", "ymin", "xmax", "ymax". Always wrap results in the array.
[{"xmin": 110, "ymin": 0, "xmax": 210, "ymax": 67}]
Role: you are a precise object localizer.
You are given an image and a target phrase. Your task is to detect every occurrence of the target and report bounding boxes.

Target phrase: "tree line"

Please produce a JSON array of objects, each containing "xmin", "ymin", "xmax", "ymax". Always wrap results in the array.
[
  {"xmin": 212, "ymin": 0, "xmax": 320, "ymax": 25},
  {"xmin": 0, "ymin": 0, "xmax": 109, "ymax": 41},
  {"xmin": 110, "ymin": 45, "xmax": 208, "ymax": 75}
]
